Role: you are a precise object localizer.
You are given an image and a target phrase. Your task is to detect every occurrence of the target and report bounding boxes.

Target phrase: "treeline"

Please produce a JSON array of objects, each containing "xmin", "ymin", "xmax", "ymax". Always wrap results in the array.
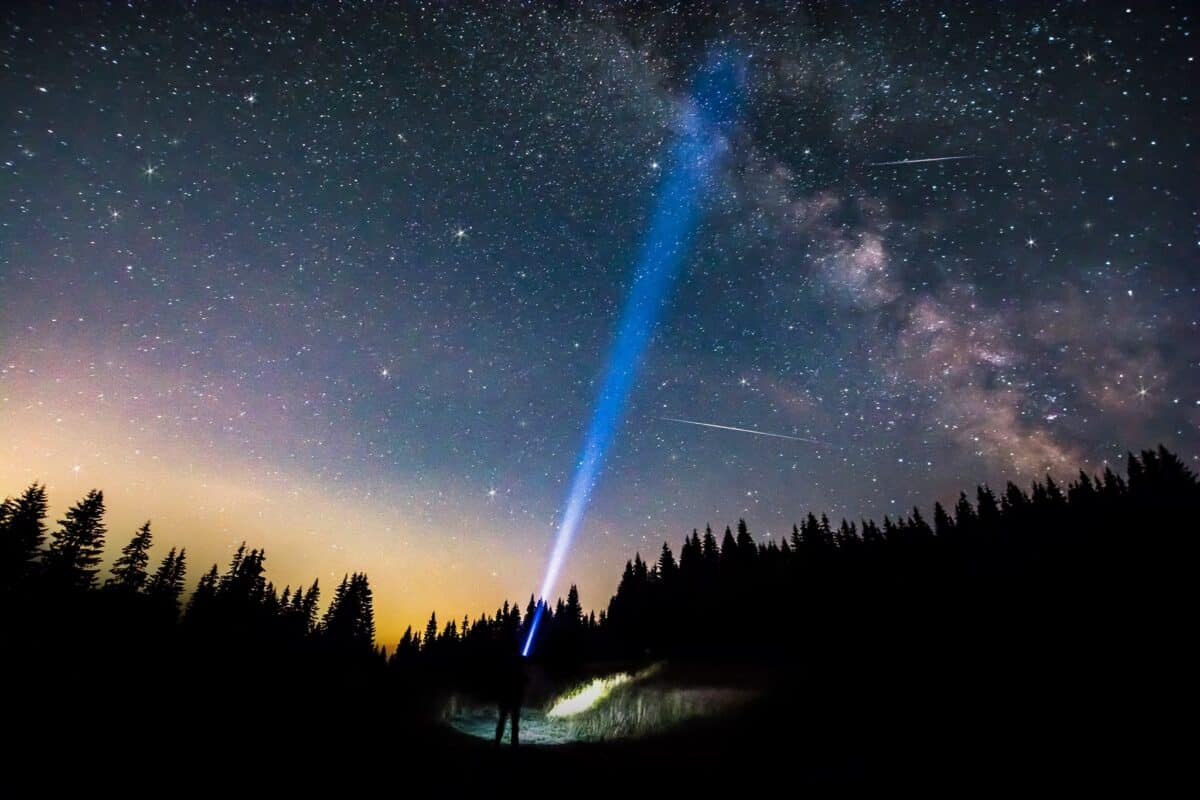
[
  {"xmin": 4, "ymin": 446, "xmax": 1192, "ymax": 772},
  {"xmin": 598, "ymin": 444, "xmax": 1197, "ymax": 661},
  {"xmin": 389, "ymin": 584, "xmax": 594, "ymax": 695},
  {"xmin": 4, "ymin": 444, "xmax": 1196, "ymax": 688},
  {"xmin": 1, "ymin": 488, "xmax": 189, "ymax": 612},
  {"xmin": 0, "ymin": 486, "xmax": 380, "ymax": 668},
  {"xmin": 406, "ymin": 445, "xmax": 1197, "ymax": 678}
]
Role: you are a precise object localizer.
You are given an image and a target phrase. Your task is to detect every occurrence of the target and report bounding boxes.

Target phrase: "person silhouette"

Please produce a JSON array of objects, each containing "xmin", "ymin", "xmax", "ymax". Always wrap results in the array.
[{"xmin": 495, "ymin": 651, "xmax": 528, "ymax": 747}]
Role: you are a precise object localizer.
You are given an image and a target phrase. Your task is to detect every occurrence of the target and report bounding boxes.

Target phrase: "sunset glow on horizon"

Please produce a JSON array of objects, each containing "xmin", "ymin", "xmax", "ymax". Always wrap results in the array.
[{"xmin": 0, "ymin": 349, "xmax": 614, "ymax": 644}]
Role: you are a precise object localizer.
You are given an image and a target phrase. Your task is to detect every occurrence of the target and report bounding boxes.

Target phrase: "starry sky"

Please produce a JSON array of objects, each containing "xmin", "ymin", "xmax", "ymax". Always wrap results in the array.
[{"xmin": 2, "ymin": 2, "xmax": 1196, "ymax": 643}]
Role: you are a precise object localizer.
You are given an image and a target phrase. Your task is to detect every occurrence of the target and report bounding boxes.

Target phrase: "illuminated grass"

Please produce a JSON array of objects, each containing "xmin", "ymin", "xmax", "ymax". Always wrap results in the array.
[
  {"xmin": 564, "ymin": 682, "xmax": 753, "ymax": 741},
  {"xmin": 446, "ymin": 664, "xmax": 757, "ymax": 744},
  {"xmin": 546, "ymin": 672, "xmax": 632, "ymax": 718}
]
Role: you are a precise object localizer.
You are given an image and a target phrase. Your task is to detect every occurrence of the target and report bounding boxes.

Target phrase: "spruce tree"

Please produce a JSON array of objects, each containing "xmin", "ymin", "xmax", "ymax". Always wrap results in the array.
[
  {"xmin": 396, "ymin": 626, "xmax": 414, "ymax": 655},
  {"xmin": 353, "ymin": 572, "xmax": 376, "ymax": 649},
  {"xmin": 953, "ymin": 492, "xmax": 976, "ymax": 534},
  {"xmin": 145, "ymin": 547, "xmax": 188, "ymax": 616},
  {"xmin": 218, "ymin": 545, "xmax": 266, "ymax": 606},
  {"xmin": 701, "ymin": 524, "xmax": 719, "ymax": 565},
  {"xmin": 423, "ymin": 612, "xmax": 439, "ymax": 652},
  {"xmin": 262, "ymin": 581, "xmax": 279, "ymax": 617},
  {"xmin": 43, "ymin": 489, "xmax": 107, "ymax": 591},
  {"xmin": 656, "ymin": 542, "xmax": 678, "ymax": 582},
  {"xmin": 719, "ymin": 526, "xmax": 737, "ymax": 568},
  {"xmin": 323, "ymin": 574, "xmax": 350, "ymax": 634},
  {"xmin": 298, "ymin": 579, "xmax": 320, "ymax": 634},
  {"xmin": 105, "ymin": 521, "xmax": 153, "ymax": 592},
  {"xmin": 909, "ymin": 507, "xmax": 933, "ymax": 539},
  {"xmin": 933, "ymin": 502, "xmax": 954, "ymax": 539},
  {"xmin": 1, "ymin": 482, "xmax": 48, "ymax": 588},
  {"xmin": 837, "ymin": 519, "xmax": 860, "ymax": 549},
  {"xmin": 976, "ymin": 486, "xmax": 1001, "ymax": 528},
  {"xmin": 1002, "ymin": 482, "xmax": 1029, "ymax": 516},
  {"xmin": 185, "ymin": 563, "xmax": 219, "ymax": 622},
  {"xmin": 819, "ymin": 514, "xmax": 836, "ymax": 548},
  {"xmin": 679, "ymin": 530, "xmax": 701, "ymax": 574},
  {"xmin": 736, "ymin": 519, "xmax": 754, "ymax": 551},
  {"xmin": 564, "ymin": 584, "xmax": 583, "ymax": 626},
  {"xmin": 801, "ymin": 513, "xmax": 822, "ymax": 550},
  {"xmin": 633, "ymin": 553, "xmax": 649, "ymax": 582},
  {"xmin": 861, "ymin": 519, "xmax": 883, "ymax": 546},
  {"xmin": 1043, "ymin": 475, "xmax": 1066, "ymax": 506}
]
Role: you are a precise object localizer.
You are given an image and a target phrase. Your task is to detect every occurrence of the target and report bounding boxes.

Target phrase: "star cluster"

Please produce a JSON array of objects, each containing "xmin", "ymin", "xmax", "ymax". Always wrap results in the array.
[{"xmin": 1, "ymin": 2, "xmax": 1196, "ymax": 640}]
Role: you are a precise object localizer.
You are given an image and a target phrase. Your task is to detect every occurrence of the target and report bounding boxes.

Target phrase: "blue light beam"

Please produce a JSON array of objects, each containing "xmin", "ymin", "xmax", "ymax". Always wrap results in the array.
[{"xmin": 524, "ymin": 50, "xmax": 746, "ymax": 657}]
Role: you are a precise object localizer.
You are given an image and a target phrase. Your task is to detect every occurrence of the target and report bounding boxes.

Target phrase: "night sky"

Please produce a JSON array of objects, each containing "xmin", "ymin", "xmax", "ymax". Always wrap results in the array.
[{"xmin": 2, "ymin": 2, "xmax": 1196, "ymax": 641}]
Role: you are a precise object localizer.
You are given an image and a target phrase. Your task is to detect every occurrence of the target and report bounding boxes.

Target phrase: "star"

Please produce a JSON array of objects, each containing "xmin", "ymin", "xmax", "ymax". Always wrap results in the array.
[{"xmin": 0, "ymin": 0, "xmax": 1195, "ymax": 650}]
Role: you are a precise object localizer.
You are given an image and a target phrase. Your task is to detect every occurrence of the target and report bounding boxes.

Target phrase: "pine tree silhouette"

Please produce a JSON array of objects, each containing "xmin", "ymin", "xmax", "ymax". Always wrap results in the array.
[
  {"xmin": 932, "ymin": 502, "xmax": 954, "ymax": 539},
  {"xmin": 43, "ymin": 489, "xmax": 107, "ymax": 591},
  {"xmin": 317, "ymin": 573, "xmax": 376, "ymax": 652},
  {"xmin": 423, "ymin": 611, "xmax": 439, "ymax": 653},
  {"xmin": 702, "ymin": 524, "xmax": 719, "ymax": 565},
  {"xmin": 185, "ymin": 563, "xmax": 219, "ymax": 622},
  {"xmin": 656, "ymin": 543, "xmax": 678, "ymax": 582},
  {"xmin": 105, "ymin": 521, "xmax": 154, "ymax": 593},
  {"xmin": 0, "ymin": 482, "xmax": 48, "ymax": 589},
  {"xmin": 298, "ymin": 579, "xmax": 321, "ymax": 634},
  {"xmin": 719, "ymin": 525, "xmax": 737, "ymax": 569},
  {"xmin": 145, "ymin": 546, "xmax": 188, "ymax": 616},
  {"xmin": 563, "ymin": 584, "xmax": 583, "ymax": 626}
]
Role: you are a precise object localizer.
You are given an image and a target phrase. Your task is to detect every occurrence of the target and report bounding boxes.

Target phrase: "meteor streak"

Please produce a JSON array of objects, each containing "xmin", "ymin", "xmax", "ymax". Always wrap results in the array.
[
  {"xmin": 660, "ymin": 416, "xmax": 830, "ymax": 446},
  {"xmin": 522, "ymin": 49, "xmax": 746, "ymax": 657},
  {"xmin": 867, "ymin": 155, "xmax": 977, "ymax": 166}
]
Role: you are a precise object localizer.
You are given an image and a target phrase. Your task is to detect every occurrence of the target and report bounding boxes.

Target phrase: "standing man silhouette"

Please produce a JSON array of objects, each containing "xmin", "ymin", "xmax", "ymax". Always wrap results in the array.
[{"xmin": 495, "ymin": 651, "xmax": 528, "ymax": 747}]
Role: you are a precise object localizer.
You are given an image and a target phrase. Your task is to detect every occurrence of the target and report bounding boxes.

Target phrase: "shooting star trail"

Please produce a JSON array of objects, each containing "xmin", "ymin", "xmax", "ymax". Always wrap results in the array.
[
  {"xmin": 867, "ymin": 155, "xmax": 977, "ymax": 167},
  {"xmin": 661, "ymin": 416, "xmax": 833, "ymax": 447}
]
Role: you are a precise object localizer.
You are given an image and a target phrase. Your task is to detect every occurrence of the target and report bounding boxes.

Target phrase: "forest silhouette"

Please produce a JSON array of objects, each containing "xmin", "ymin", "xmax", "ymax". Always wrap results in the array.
[{"xmin": 2, "ymin": 445, "xmax": 1194, "ymax": 782}]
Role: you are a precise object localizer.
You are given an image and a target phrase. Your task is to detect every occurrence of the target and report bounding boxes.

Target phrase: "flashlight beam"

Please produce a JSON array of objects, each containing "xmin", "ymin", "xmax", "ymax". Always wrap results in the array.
[{"xmin": 522, "ymin": 50, "xmax": 746, "ymax": 657}]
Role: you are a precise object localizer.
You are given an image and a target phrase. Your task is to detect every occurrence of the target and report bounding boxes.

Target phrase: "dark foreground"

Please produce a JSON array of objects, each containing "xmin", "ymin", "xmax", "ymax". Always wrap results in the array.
[
  {"xmin": 5, "ymin": 447, "xmax": 1193, "ymax": 788},
  {"xmin": 9, "ymin": 634, "xmax": 1185, "ymax": 792}
]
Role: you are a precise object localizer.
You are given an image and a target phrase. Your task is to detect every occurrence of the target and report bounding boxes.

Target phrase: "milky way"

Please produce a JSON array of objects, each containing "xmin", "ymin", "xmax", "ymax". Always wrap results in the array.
[{"xmin": 1, "ymin": 3, "xmax": 1196, "ymax": 641}]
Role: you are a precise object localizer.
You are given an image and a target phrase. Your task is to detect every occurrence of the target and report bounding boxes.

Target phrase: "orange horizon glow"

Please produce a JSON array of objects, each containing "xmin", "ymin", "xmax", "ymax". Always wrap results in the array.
[{"xmin": 1, "ymin": 354, "xmax": 622, "ymax": 646}]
